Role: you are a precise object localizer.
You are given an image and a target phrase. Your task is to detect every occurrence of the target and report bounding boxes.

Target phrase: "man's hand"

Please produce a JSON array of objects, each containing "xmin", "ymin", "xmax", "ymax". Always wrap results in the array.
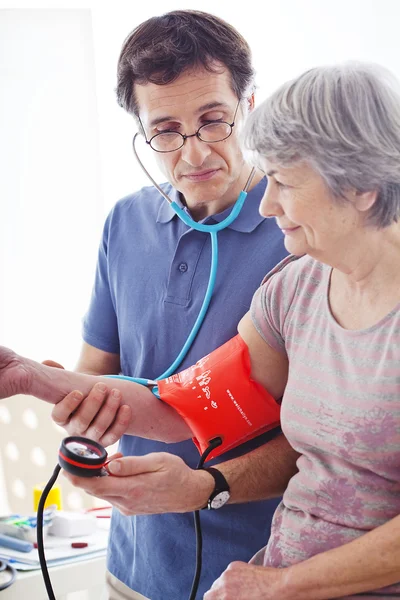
[
  {"xmin": 42, "ymin": 358, "xmax": 131, "ymax": 447},
  {"xmin": 204, "ymin": 562, "xmax": 286, "ymax": 600},
  {"xmin": 51, "ymin": 384, "xmax": 132, "ymax": 447},
  {"xmin": 0, "ymin": 346, "xmax": 32, "ymax": 399},
  {"xmin": 63, "ymin": 452, "xmax": 215, "ymax": 515}
]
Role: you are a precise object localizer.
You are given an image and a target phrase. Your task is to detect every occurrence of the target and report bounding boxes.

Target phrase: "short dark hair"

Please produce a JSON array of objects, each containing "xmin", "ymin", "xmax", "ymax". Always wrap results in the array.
[{"xmin": 116, "ymin": 10, "xmax": 255, "ymax": 115}]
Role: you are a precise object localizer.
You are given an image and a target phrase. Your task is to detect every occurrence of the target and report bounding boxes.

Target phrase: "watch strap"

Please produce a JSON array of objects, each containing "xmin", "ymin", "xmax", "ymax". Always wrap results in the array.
[{"xmin": 202, "ymin": 467, "xmax": 230, "ymax": 509}]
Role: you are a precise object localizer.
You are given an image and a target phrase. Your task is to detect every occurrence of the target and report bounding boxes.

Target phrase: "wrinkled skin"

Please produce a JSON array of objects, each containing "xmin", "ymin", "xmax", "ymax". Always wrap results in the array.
[
  {"xmin": 203, "ymin": 561, "xmax": 285, "ymax": 599},
  {"xmin": 0, "ymin": 346, "xmax": 32, "ymax": 399},
  {"xmin": 0, "ymin": 345, "xmax": 190, "ymax": 445}
]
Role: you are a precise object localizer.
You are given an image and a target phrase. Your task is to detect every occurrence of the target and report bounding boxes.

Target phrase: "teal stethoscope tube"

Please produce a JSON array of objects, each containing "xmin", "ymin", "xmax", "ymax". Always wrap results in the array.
[{"xmin": 106, "ymin": 133, "xmax": 256, "ymax": 388}]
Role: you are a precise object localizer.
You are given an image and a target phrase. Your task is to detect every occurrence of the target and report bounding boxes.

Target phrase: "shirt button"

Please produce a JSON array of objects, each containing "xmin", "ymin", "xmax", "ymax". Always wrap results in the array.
[{"xmin": 178, "ymin": 262, "xmax": 188, "ymax": 273}]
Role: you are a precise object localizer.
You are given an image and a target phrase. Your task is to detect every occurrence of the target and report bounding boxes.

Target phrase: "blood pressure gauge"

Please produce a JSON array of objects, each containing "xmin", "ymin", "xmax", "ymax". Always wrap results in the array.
[{"xmin": 58, "ymin": 436, "xmax": 108, "ymax": 477}]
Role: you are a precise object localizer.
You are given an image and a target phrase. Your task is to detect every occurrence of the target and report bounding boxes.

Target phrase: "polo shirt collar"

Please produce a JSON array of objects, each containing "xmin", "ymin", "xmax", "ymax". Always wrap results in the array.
[{"xmin": 156, "ymin": 178, "xmax": 267, "ymax": 233}]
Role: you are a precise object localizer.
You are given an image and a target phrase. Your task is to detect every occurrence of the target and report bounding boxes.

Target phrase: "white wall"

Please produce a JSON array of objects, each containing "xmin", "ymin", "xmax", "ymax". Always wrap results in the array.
[
  {"xmin": 0, "ymin": 8, "xmax": 103, "ymax": 513},
  {"xmin": 0, "ymin": 9, "xmax": 103, "ymax": 368}
]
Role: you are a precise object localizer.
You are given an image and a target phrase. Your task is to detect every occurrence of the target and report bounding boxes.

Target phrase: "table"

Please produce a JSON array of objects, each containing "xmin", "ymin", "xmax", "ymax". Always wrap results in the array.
[{"xmin": 0, "ymin": 554, "xmax": 107, "ymax": 599}]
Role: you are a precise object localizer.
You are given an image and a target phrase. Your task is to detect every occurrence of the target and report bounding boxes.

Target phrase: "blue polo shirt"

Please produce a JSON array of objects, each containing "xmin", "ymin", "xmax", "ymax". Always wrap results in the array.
[{"xmin": 83, "ymin": 178, "xmax": 288, "ymax": 600}]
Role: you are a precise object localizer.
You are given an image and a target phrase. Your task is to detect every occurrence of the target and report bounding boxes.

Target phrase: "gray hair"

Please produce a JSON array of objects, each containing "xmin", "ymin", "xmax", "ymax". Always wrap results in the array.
[{"xmin": 243, "ymin": 62, "xmax": 400, "ymax": 228}]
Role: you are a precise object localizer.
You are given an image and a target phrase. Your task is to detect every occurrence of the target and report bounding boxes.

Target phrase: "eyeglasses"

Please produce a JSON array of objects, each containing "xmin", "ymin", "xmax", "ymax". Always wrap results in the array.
[{"xmin": 139, "ymin": 100, "xmax": 241, "ymax": 153}]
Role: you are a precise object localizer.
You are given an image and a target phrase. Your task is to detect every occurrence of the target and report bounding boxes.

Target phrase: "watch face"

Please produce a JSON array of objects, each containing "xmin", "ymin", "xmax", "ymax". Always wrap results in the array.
[{"xmin": 210, "ymin": 491, "xmax": 230, "ymax": 509}]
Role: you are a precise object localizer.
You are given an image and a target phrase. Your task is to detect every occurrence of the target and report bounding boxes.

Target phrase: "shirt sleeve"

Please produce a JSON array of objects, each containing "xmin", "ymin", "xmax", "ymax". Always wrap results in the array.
[
  {"xmin": 82, "ymin": 210, "xmax": 120, "ymax": 354},
  {"xmin": 250, "ymin": 255, "xmax": 300, "ymax": 354}
]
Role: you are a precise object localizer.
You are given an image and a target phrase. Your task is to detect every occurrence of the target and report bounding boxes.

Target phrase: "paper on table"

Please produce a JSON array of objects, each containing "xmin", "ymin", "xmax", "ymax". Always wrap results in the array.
[
  {"xmin": 0, "ymin": 527, "xmax": 109, "ymax": 570},
  {"xmin": 1, "ymin": 549, "xmax": 107, "ymax": 571}
]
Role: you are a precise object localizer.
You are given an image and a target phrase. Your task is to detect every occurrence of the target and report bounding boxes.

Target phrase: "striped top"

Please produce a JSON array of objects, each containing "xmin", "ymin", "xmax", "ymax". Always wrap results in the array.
[{"xmin": 251, "ymin": 255, "xmax": 400, "ymax": 598}]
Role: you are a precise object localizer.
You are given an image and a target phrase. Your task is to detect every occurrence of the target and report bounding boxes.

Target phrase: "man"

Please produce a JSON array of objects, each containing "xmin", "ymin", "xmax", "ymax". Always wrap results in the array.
[{"xmin": 48, "ymin": 10, "xmax": 289, "ymax": 600}]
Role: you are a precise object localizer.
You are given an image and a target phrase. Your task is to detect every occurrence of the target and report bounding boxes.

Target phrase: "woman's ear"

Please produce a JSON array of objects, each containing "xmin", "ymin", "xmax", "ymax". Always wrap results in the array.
[{"xmin": 353, "ymin": 189, "xmax": 378, "ymax": 213}]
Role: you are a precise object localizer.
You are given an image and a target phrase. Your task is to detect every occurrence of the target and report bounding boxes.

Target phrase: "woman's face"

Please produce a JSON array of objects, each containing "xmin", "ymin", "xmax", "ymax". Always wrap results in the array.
[{"xmin": 259, "ymin": 160, "xmax": 364, "ymax": 263}]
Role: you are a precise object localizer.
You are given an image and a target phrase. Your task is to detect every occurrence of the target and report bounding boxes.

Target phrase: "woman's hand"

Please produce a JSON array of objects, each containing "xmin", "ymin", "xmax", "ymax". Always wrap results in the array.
[
  {"xmin": 0, "ymin": 345, "xmax": 32, "ymax": 399},
  {"xmin": 204, "ymin": 562, "xmax": 286, "ymax": 600}
]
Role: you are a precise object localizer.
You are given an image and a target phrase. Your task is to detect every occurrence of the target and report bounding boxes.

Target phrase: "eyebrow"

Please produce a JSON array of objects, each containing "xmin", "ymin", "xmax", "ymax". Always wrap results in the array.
[{"xmin": 149, "ymin": 101, "xmax": 230, "ymax": 128}]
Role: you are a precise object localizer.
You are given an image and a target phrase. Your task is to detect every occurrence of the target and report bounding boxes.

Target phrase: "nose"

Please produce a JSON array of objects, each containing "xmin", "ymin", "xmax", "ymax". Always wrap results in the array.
[
  {"xmin": 180, "ymin": 135, "xmax": 212, "ymax": 167},
  {"xmin": 259, "ymin": 183, "xmax": 283, "ymax": 218}
]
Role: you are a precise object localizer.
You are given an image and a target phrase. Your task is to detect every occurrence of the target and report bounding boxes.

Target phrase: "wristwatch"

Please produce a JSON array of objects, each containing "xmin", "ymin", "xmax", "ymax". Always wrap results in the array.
[{"xmin": 202, "ymin": 467, "xmax": 231, "ymax": 510}]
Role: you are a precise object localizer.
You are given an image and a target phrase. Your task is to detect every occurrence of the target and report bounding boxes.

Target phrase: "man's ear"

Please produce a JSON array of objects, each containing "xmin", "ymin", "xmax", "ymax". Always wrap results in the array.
[
  {"xmin": 247, "ymin": 93, "xmax": 255, "ymax": 112},
  {"xmin": 353, "ymin": 189, "xmax": 378, "ymax": 213}
]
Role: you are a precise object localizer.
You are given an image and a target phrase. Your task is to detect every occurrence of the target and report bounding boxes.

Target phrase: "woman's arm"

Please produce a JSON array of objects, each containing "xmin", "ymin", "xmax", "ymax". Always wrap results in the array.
[
  {"xmin": 282, "ymin": 512, "xmax": 400, "ymax": 598},
  {"xmin": 205, "ymin": 513, "xmax": 400, "ymax": 600},
  {"xmin": 0, "ymin": 345, "xmax": 191, "ymax": 443},
  {"xmin": 0, "ymin": 310, "xmax": 290, "ymax": 447}
]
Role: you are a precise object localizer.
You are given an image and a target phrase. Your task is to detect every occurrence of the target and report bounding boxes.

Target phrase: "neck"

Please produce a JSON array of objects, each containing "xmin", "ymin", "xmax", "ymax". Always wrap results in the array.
[{"xmin": 331, "ymin": 222, "xmax": 400, "ymax": 291}]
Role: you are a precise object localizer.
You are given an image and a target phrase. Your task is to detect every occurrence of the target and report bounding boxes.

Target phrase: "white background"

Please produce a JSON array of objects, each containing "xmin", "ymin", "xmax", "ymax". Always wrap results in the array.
[{"xmin": 1, "ymin": 1, "xmax": 400, "ymax": 513}]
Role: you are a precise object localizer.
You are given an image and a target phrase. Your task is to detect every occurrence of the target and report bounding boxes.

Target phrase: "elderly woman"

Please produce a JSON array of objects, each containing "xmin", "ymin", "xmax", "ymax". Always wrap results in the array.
[
  {"xmin": 1, "ymin": 62, "xmax": 400, "ymax": 599},
  {"xmin": 205, "ymin": 62, "xmax": 400, "ymax": 598}
]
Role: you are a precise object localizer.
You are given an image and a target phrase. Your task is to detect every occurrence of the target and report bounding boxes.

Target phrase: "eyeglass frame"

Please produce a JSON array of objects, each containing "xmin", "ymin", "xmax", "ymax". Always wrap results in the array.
[{"xmin": 138, "ymin": 99, "xmax": 241, "ymax": 153}]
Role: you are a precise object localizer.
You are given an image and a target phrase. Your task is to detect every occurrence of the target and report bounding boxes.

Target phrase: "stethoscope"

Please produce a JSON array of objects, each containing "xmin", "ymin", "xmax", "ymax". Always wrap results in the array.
[
  {"xmin": 108, "ymin": 133, "xmax": 257, "ymax": 387},
  {"xmin": 0, "ymin": 558, "xmax": 17, "ymax": 591}
]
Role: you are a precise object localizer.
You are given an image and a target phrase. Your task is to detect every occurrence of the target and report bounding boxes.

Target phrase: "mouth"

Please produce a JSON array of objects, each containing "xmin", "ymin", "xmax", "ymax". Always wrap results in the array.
[
  {"xmin": 182, "ymin": 169, "xmax": 220, "ymax": 182},
  {"xmin": 280, "ymin": 226, "xmax": 301, "ymax": 234}
]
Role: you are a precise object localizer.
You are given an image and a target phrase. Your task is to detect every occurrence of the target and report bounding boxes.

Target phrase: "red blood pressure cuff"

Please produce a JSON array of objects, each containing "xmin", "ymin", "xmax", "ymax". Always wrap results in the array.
[{"xmin": 157, "ymin": 335, "xmax": 281, "ymax": 461}]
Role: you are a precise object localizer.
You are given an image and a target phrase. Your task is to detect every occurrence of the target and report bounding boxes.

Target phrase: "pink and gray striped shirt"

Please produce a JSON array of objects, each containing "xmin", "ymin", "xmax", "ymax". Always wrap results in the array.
[{"xmin": 250, "ymin": 255, "xmax": 400, "ymax": 598}]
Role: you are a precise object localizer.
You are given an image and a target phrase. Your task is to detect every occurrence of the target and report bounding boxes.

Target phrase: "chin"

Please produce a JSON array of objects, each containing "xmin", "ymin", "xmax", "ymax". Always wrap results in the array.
[
  {"xmin": 284, "ymin": 240, "xmax": 308, "ymax": 256},
  {"xmin": 187, "ymin": 180, "xmax": 225, "ymax": 198}
]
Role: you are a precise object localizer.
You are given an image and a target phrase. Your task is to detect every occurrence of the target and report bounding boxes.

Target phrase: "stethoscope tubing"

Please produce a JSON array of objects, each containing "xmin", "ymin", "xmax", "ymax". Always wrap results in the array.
[
  {"xmin": 106, "ymin": 133, "xmax": 255, "ymax": 387},
  {"xmin": 0, "ymin": 559, "xmax": 17, "ymax": 591}
]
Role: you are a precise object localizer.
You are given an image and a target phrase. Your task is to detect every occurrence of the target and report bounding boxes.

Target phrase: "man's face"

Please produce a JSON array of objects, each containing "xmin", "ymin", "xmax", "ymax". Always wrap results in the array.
[{"xmin": 135, "ymin": 65, "xmax": 250, "ymax": 219}]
